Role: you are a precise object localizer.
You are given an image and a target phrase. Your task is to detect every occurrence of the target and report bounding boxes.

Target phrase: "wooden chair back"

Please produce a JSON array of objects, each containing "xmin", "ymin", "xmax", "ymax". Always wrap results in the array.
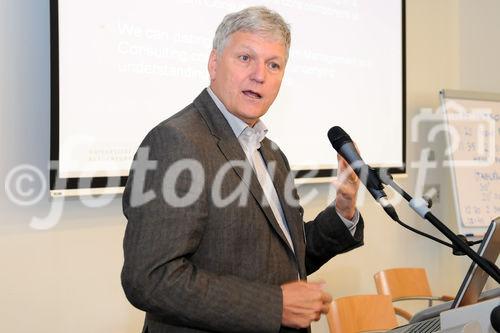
[
  {"xmin": 327, "ymin": 294, "xmax": 398, "ymax": 333},
  {"xmin": 373, "ymin": 267, "xmax": 454, "ymax": 321},
  {"xmin": 374, "ymin": 267, "xmax": 433, "ymax": 300}
]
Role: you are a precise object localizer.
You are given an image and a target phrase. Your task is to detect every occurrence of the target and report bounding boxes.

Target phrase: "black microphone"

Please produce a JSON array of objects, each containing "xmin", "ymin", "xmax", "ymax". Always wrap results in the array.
[{"xmin": 327, "ymin": 126, "xmax": 399, "ymax": 221}]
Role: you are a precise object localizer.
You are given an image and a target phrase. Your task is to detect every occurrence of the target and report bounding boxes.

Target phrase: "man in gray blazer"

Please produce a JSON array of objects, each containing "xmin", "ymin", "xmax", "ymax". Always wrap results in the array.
[{"xmin": 122, "ymin": 6, "xmax": 364, "ymax": 333}]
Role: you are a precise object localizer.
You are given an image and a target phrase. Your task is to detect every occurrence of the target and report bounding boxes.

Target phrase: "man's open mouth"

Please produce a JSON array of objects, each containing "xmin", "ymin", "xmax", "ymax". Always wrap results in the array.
[{"xmin": 242, "ymin": 90, "xmax": 262, "ymax": 99}]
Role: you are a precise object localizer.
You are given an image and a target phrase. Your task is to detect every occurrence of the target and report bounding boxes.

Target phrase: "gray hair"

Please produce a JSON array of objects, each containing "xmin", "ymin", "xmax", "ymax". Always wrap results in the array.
[{"xmin": 212, "ymin": 6, "xmax": 291, "ymax": 61}]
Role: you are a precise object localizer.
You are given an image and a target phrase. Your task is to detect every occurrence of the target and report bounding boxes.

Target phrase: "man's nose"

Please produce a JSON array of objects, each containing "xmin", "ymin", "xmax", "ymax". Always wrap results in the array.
[{"xmin": 250, "ymin": 61, "xmax": 266, "ymax": 84}]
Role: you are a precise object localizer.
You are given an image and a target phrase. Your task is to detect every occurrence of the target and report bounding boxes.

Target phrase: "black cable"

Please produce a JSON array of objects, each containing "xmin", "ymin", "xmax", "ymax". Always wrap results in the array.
[
  {"xmin": 394, "ymin": 217, "xmax": 455, "ymax": 249},
  {"xmin": 467, "ymin": 239, "xmax": 483, "ymax": 246},
  {"xmin": 393, "ymin": 217, "xmax": 485, "ymax": 253}
]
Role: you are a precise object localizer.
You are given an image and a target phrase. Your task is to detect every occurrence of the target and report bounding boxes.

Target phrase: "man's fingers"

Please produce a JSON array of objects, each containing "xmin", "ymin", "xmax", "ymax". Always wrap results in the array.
[
  {"xmin": 337, "ymin": 154, "xmax": 349, "ymax": 177},
  {"xmin": 338, "ymin": 155, "xmax": 349, "ymax": 168},
  {"xmin": 336, "ymin": 155, "xmax": 358, "ymax": 184},
  {"xmin": 320, "ymin": 291, "xmax": 332, "ymax": 304},
  {"xmin": 281, "ymin": 280, "xmax": 333, "ymax": 328},
  {"xmin": 320, "ymin": 302, "xmax": 331, "ymax": 314}
]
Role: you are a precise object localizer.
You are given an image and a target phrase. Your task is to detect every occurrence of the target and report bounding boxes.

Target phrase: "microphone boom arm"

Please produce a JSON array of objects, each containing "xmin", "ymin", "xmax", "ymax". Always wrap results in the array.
[{"xmin": 378, "ymin": 171, "xmax": 500, "ymax": 284}]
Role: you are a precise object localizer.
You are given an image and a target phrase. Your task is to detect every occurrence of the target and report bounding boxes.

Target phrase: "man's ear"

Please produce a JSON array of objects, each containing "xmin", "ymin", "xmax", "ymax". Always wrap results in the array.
[{"xmin": 208, "ymin": 49, "xmax": 217, "ymax": 81}]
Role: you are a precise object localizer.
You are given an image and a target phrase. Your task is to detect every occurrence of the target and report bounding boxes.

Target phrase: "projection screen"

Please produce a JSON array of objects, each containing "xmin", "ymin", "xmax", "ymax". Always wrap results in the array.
[{"xmin": 50, "ymin": 0, "xmax": 406, "ymax": 195}]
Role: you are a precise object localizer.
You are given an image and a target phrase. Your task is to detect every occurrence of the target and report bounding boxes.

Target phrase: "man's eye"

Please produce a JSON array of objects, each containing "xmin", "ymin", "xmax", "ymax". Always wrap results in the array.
[
  {"xmin": 239, "ymin": 55, "xmax": 250, "ymax": 62},
  {"xmin": 269, "ymin": 62, "xmax": 281, "ymax": 70}
]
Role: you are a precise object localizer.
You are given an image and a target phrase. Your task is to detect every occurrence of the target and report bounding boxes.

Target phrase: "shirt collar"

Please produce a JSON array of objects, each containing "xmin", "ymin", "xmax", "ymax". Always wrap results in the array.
[{"xmin": 207, "ymin": 87, "xmax": 268, "ymax": 144}]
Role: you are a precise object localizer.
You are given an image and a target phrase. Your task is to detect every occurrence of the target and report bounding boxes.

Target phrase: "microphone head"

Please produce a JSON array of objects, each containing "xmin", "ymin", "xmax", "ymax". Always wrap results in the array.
[{"xmin": 327, "ymin": 126, "xmax": 353, "ymax": 151}]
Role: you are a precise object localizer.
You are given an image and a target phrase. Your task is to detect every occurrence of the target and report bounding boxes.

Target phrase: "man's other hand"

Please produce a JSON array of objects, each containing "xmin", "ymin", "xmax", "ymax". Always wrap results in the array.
[
  {"xmin": 333, "ymin": 153, "xmax": 360, "ymax": 220},
  {"xmin": 280, "ymin": 280, "xmax": 332, "ymax": 328}
]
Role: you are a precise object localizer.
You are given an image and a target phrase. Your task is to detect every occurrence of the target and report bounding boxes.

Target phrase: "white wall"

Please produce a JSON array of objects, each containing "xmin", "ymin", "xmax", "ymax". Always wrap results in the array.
[
  {"xmin": 0, "ymin": 1, "xmax": 143, "ymax": 332},
  {"xmin": 0, "ymin": 1, "xmax": 498, "ymax": 332},
  {"xmin": 459, "ymin": 0, "xmax": 500, "ymax": 92}
]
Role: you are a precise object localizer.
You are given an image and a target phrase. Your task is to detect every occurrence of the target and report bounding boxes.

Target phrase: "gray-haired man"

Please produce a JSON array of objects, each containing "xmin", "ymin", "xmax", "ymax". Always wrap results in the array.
[{"xmin": 122, "ymin": 6, "xmax": 364, "ymax": 333}]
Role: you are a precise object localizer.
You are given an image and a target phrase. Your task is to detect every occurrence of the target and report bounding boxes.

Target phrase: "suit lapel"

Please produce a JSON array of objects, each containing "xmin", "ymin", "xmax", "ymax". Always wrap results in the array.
[
  {"xmin": 194, "ymin": 89, "xmax": 296, "ymax": 254},
  {"xmin": 260, "ymin": 139, "xmax": 307, "ymax": 277}
]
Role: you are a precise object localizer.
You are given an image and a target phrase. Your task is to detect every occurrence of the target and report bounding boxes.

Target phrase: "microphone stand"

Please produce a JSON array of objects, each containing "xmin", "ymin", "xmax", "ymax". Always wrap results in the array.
[{"xmin": 378, "ymin": 171, "xmax": 500, "ymax": 284}]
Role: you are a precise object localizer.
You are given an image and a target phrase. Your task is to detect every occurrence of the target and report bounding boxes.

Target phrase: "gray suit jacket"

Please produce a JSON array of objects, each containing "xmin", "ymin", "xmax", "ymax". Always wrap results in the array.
[{"xmin": 121, "ymin": 89, "xmax": 364, "ymax": 333}]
